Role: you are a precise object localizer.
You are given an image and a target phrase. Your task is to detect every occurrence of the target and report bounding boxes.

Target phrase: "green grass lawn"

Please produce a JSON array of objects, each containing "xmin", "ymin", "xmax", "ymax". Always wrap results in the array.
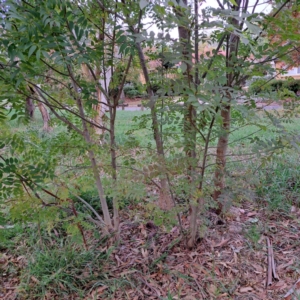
[
  {"xmin": 114, "ymin": 110, "xmax": 150, "ymax": 145},
  {"xmin": 3, "ymin": 107, "xmax": 300, "ymax": 150},
  {"xmin": 115, "ymin": 109, "xmax": 300, "ymax": 161}
]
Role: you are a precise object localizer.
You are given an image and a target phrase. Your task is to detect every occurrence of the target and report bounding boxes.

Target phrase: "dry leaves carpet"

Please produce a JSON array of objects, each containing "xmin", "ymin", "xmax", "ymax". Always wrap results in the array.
[{"xmin": 1, "ymin": 202, "xmax": 300, "ymax": 300}]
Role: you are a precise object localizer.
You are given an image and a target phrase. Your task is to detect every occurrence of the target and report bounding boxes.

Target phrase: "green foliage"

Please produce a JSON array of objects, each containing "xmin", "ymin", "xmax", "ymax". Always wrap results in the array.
[
  {"xmin": 144, "ymin": 203, "xmax": 181, "ymax": 229},
  {"xmin": 0, "ymin": 1, "xmax": 299, "ymax": 292},
  {"xmin": 19, "ymin": 245, "xmax": 109, "ymax": 299},
  {"xmin": 0, "ymin": 224, "xmax": 23, "ymax": 250},
  {"xmin": 279, "ymin": 88, "xmax": 295, "ymax": 99},
  {"xmin": 256, "ymin": 154, "xmax": 300, "ymax": 211},
  {"xmin": 248, "ymin": 78, "xmax": 272, "ymax": 94},
  {"xmin": 249, "ymin": 78, "xmax": 300, "ymax": 95},
  {"xmin": 269, "ymin": 79, "xmax": 285, "ymax": 91},
  {"xmin": 123, "ymin": 83, "xmax": 146, "ymax": 98},
  {"xmin": 282, "ymin": 79, "xmax": 300, "ymax": 94},
  {"xmin": 149, "ymin": 78, "xmax": 176, "ymax": 96},
  {"xmin": 124, "ymin": 86, "xmax": 140, "ymax": 98},
  {"xmin": 245, "ymin": 224, "xmax": 262, "ymax": 249}
]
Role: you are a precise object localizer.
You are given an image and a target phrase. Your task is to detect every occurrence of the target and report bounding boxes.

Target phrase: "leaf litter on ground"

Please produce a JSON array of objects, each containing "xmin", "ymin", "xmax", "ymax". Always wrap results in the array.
[{"xmin": 2, "ymin": 201, "xmax": 300, "ymax": 299}]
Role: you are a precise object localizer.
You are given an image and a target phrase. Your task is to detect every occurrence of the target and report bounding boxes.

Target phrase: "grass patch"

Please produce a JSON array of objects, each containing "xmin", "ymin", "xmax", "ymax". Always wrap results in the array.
[
  {"xmin": 18, "ymin": 244, "xmax": 109, "ymax": 299},
  {"xmin": 114, "ymin": 110, "xmax": 150, "ymax": 146},
  {"xmin": 0, "ymin": 222, "xmax": 112, "ymax": 300},
  {"xmin": 255, "ymin": 154, "xmax": 300, "ymax": 211}
]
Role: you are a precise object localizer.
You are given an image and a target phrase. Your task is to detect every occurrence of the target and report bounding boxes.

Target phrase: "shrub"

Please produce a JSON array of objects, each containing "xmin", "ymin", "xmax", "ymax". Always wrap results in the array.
[
  {"xmin": 248, "ymin": 79, "xmax": 271, "ymax": 94},
  {"xmin": 150, "ymin": 81, "xmax": 163, "ymax": 94},
  {"xmin": 269, "ymin": 79, "xmax": 284, "ymax": 91},
  {"xmin": 249, "ymin": 78, "xmax": 300, "ymax": 95},
  {"xmin": 279, "ymin": 88, "xmax": 296, "ymax": 99},
  {"xmin": 123, "ymin": 84, "xmax": 145, "ymax": 98},
  {"xmin": 283, "ymin": 79, "xmax": 300, "ymax": 94},
  {"xmin": 125, "ymin": 89, "xmax": 140, "ymax": 98},
  {"xmin": 150, "ymin": 79, "xmax": 176, "ymax": 96}
]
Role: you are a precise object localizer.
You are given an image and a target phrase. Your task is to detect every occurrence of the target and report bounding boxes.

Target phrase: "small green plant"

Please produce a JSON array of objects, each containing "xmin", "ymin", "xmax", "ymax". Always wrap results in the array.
[{"xmin": 246, "ymin": 224, "xmax": 261, "ymax": 246}]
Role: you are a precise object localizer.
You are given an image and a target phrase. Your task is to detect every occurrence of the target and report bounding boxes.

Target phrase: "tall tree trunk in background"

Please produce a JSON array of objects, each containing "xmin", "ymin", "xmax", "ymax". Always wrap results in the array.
[
  {"xmin": 98, "ymin": 66, "xmax": 112, "ymax": 131},
  {"xmin": 25, "ymin": 96, "xmax": 35, "ymax": 120},
  {"xmin": 33, "ymin": 86, "xmax": 52, "ymax": 132},
  {"xmin": 119, "ymin": 88, "xmax": 125, "ymax": 103},
  {"xmin": 81, "ymin": 27, "xmax": 111, "ymax": 136},
  {"xmin": 25, "ymin": 86, "xmax": 36, "ymax": 120},
  {"xmin": 94, "ymin": 85, "xmax": 104, "ymax": 135},
  {"xmin": 213, "ymin": 102, "xmax": 231, "ymax": 213},
  {"xmin": 81, "ymin": 64, "xmax": 107, "ymax": 135},
  {"xmin": 136, "ymin": 42, "xmax": 173, "ymax": 211},
  {"xmin": 37, "ymin": 102, "xmax": 51, "ymax": 132},
  {"xmin": 213, "ymin": 1, "xmax": 241, "ymax": 214}
]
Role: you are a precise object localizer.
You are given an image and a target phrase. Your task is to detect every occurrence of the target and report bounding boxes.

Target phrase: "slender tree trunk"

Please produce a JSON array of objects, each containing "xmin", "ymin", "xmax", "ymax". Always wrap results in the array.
[
  {"xmin": 136, "ymin": 42, "xmax": 173, "ymax": 211},
  {"xmin": 213, "ymin": 1, "xmax": 241, "ymax": 213},
  {"xmin": 25, "ymin": 97, "xmax": 35, "ymax": 120},
  {"xmin": 37, "ymin": 102, "xmax": 51, "ymax": 132},
  {"xmin": 97, "ymin": 66, "xmax": 112, "ymax": 134},
  {"xmin": 79, "ymin": 100, "xmax": 112, "ymax": 229},
  {"xmin": 175, "ymin": 0, "xmax": 201, "ymax": 246},
  {"xmin": 108, "ymin": 54, "xmax": 132, "ymax": 231},
  {"xmin": 93, "ymin": 86, "xmax": 105, "ymax": 135},
  {"xmin": 33, "ymin": 86, "xmax": 52, "ymax": 132},
  {"xmin": 109, "ymin": 105, "xmax": 119, "ymax": 230},
  {"xmin": 81, "ymin": 64, "xmax": 106, "ymax": 135},
  {"xmin": 213, "ymin": 104, "xmax": 231, "ymax": 212},
  {"xmin": 187, "ymin": 0, "xmax": 201, "ymax": 248},
  {"xmin": 67, "ymin": 65, "xmax": 113, "ymax": 230}
]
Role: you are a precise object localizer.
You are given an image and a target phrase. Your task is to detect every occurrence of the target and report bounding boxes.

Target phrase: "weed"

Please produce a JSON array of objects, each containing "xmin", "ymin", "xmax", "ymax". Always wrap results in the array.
[{"xmin": 246, "ymin": 224, "xmax": 261, "ymax": 247}]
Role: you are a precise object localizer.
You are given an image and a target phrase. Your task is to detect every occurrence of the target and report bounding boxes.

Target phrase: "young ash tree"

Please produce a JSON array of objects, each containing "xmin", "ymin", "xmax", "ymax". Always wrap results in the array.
[
  {"xmin": 0, "ymin": 0, "xmax": 299, "ymax": 250},
  {"xmin": 0, "ymin": 0, "xmax": 135, "ymax": 235}
]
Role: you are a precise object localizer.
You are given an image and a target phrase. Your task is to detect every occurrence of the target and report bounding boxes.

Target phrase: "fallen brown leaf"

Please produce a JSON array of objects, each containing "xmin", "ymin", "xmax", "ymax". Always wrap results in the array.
[
  {"xmin": 239, "ymin": 286, "xmax": 254, "ymax": 293},
  {"xmin": 283, "ymin": 278, "xmax": 300, "ymax": 300}
]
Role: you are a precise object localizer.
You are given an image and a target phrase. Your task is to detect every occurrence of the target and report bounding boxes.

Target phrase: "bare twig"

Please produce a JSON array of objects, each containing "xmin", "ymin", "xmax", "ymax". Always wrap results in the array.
[
  {"xmin": 283, "ymin": 278, "xmax": 300, "ymax": 299},
  {"xmin": 271, "ymin": 240, "xmax": 279, "ymax": 281},
  {"xmin": 71, "ymin": 193, "xmax": 105, "ymax": 226},
  {"xmin": 266, "ymin": 236, "xmax": 278, "ymax": 286},
  {"xmin": 266, "ymin": 236, "xmax": 273, "ymax": 286}
]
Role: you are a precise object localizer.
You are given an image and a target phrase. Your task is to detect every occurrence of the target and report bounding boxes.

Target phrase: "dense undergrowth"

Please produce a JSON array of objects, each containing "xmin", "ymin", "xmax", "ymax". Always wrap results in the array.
[{"xmin": 1, "ymin": 110, "xmax": 300, "ymax": 299}]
